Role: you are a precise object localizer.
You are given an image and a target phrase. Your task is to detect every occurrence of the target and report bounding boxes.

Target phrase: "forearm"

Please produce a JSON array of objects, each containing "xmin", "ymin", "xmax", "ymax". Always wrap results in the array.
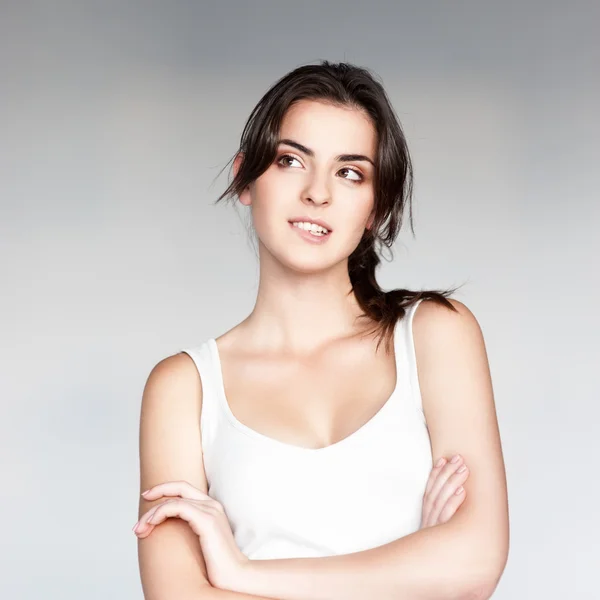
[
  {"xmin": 202, "ymin": 586, "xmax": 279, "ymax": 600},
  {"xmin": 175, "ymin": 584, "xmax": 278, "ymax": 600},
  {"xmin": 240, "ymin": 521, "xmax": 495, "ymax": 600}
]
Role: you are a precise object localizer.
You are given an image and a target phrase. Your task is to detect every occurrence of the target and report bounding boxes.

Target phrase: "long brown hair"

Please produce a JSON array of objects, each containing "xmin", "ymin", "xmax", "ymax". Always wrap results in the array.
[{"xmin": 215, "ymin": 60, "xmax": 461, "ymax": 353}]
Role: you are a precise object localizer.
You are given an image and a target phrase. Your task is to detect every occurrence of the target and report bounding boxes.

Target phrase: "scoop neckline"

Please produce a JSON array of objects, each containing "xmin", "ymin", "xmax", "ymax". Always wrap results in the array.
[{"xmin": 207, "ymin": 318, "xmax": 402, "ymax": 455}]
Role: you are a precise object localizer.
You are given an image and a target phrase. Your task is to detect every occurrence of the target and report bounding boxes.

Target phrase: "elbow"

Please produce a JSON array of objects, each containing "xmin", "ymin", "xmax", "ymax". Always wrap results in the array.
[
  {"xmin": 459, "ymin": 580, "xmax": 499, "ymax": 600},
  {"xmin": 456, "ymin": 523, "xmax": 509, "ymax": 600},
  {"xmin": 456, "ymin": 552, "xmax": 508, "ymax": 600},
  {"xmin": 445, "ymin": 580, "xmax": 496, "ymax": 600},
  {"xmin": 448, "ymin": 539, "xmax": 508, "ymax": 600},
  {"xmin": 420, "ymin": 558, "xmax": 504, "ymax": 600}
]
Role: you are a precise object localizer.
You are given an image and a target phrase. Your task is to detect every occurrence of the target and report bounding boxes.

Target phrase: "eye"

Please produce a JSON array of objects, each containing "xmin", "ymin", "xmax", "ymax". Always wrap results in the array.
[
  {"xmin": 339, "ymin": 167, "xmax": 364, "ymax": 183},
  {"xmin": 276, "ymin": 154, "xmax": 364, "ymax": 183},
  {"xmin": 277, "ymin": 154, "xmax": 302, "ymax": 168}
]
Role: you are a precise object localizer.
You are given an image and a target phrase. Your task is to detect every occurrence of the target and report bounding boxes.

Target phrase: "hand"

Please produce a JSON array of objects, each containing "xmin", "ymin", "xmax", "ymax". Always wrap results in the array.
[
  {"xmin": 133, "ymin": 480, "xmax": 250, "ymax": 592},
  {"xmin": 420, "ymin": 454, "xmax": 469, "ymax": 528}
]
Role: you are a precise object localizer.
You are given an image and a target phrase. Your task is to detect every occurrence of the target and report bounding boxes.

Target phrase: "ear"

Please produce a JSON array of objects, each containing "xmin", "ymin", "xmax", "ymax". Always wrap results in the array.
[
  {"xmin": 365, "ymin": 208, "xmax": 376, "ymax": 230},
  {"xmin": 233, "ymin": 152, "xmax": 252, "ymax": 207}
]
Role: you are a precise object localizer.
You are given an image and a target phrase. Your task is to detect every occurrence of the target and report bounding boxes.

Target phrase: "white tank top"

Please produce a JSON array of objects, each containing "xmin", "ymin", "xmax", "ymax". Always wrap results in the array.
[{"xmin": 180, "ymin": 298, "xmax": 432, "ymax": 560}]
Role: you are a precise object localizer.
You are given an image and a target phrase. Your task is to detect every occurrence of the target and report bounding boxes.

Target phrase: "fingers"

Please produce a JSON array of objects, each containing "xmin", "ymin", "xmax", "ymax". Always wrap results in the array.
[
  {"xmin": 141, "ymin": 480, "xmax": 210, "ymax": 502},
  {"xmin": 437, "ymin": 487, "xmax": 467, "ymax": 525},
  {"xmin": 425, "ymin": 459, "xmax": 469, "ymax": 527},
  {"xmin": 424, "ymin": 456, "xmax": 448, "ymax": 498},
  {"xmin": 134, "ymin": 498, "xmax": 216, "ymax": 538},
  {"xmin": 424, "ymin": 455, "xmax": 466, "ymax": 511},
  {"xmin": 134, "ymin": 481, "xmax": 225, "ymax": 537},
  {"xmin": 430, "ymin": 455, "xmax": 466, "ymax": 501},
  {"xmin": 421, "ymin": 455, "xmax": 469, "ymax": 528}
]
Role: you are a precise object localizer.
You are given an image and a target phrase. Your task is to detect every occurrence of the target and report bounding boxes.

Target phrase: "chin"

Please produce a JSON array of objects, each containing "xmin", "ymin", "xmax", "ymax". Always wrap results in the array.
[
  {"xmin": 278, "ymin": 251, "xmax": 342, "ymax": 275},
  {"xmin": 258, "ymin": 232, "xmax": 347, "ymax": 274}
]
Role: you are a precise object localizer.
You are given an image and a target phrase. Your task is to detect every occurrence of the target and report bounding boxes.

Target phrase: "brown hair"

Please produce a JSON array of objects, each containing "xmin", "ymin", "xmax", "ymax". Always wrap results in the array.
[{"xmin": 215, "ymin": 60, "xmax": 461, "ymax": 353}]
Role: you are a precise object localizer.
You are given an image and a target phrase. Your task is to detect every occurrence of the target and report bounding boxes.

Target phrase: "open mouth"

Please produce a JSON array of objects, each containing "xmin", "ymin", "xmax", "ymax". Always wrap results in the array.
[
  {"xmin": 288, "ymin": 220, "xmax": 332, "ymax": 244},
  {"xmin": 289, "ymin": 220, "xmax": 330, "ymax": 237}
]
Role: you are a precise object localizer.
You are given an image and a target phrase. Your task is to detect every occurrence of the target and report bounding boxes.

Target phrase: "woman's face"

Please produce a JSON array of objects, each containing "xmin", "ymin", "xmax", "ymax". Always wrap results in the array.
[{"xmin": 237, "ymin": 99, "xmax": 377, "ymax": 274}]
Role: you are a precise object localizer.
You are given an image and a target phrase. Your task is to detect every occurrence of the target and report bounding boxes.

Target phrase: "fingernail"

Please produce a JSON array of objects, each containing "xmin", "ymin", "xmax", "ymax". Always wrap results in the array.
[
  {"xmin": 141, "ymin": 490, "xmax": 150, "ymax": 496},
  {"xmin": 457, "ymin": 465, "xmax": 467, "ymax": 473},
  {"xmin": 451, "ymin": 454, "xmax": 461, "ymax": 463},
  {"xmin": 435, "ymin": 457, "xmax": 445, "ymax": 467},
  {"xmin": 132, "ymin": 522, "xmax": 139, "ymax": 532},
  {"xmin": 455, "ymin": 486, "xmax": 464, "ymax": 495}
]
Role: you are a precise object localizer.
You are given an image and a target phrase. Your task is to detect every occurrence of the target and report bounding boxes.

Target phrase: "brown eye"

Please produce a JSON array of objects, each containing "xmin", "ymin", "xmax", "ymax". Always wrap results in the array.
[
  {"xmin": 277, "ymin": 154, "xmax": 301, "ymax": 168},
  {"xmin": 339, "ymin": 167, "xmax": 363, "ymax": 182}
]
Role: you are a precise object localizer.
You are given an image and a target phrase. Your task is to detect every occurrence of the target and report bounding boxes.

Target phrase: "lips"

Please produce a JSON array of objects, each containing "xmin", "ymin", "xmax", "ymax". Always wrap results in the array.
[
  {"xmin": 288, "ymin": 216, "xmax": 333, "ymax": 232},
  {"xmin": 288, "ymin": 221, "xmax": 331, "ymax": 244}
]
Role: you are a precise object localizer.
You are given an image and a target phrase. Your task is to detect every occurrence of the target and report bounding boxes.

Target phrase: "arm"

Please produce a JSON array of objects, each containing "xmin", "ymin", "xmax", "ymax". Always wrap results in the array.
[
  {"xmin": 237, "ymin": 299, "xmax": 509, "ymax": 600},
  {"xmin": 137, "ymin": 354, "xmax": 277, "ymax": 600}
]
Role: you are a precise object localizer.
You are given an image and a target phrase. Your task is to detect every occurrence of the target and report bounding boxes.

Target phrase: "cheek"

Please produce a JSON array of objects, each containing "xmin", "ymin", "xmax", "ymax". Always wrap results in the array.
[
  {"xmin": 346, "ymin": 192, "xmax": 375, "ymax": 229},
  {"xmin": 251, "ymin": 169, "xmax": 299, "ymax": 219},
  {"xmin": 248, "ymin": 187, "xmax": 287, "ymax": 243}
]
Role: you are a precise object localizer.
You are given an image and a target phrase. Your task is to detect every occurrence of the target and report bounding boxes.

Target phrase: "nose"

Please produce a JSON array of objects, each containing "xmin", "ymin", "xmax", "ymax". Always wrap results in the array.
[{"xmin": 302, "ymin": 178, "xmax": 331, "ymax": 207}]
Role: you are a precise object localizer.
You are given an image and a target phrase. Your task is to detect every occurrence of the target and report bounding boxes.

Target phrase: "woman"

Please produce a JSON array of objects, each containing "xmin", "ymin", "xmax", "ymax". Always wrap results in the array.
[{"xmin": 134, "ymin": 61, "xmax": 509, "ymax": 600}]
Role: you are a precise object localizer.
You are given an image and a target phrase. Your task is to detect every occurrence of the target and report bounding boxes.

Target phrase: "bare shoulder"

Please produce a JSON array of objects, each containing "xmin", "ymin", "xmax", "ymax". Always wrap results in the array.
[
  {"xmin": 413, "ymin": 297, "xmax": 483, "ymax": 338},
  {"xmin": 142, "ymin": 352, "xmax": 203, "ymax": 419},
  {"xmin": 137, "ymin": 352, "xmax": 212, "ymax": 597},
  {"xmin": 411, "ymin": 297, "xmax": 490, "ymax": 410},
  {"xmin": 411, "ymin": 298, "xmax": 487, "ymax": 372}
]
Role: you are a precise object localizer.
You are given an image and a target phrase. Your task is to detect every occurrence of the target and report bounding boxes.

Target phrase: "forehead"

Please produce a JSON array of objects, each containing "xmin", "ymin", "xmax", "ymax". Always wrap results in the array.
[{"xmin": 279, "ymin": 100, "xmax": 376, "ymax": 157}]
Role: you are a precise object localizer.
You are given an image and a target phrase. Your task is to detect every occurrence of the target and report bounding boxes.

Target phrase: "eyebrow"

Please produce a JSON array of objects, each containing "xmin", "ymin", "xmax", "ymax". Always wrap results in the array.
[{"xmin": 277, "ymin": 138, "xmax": 375, "ymax": 167}]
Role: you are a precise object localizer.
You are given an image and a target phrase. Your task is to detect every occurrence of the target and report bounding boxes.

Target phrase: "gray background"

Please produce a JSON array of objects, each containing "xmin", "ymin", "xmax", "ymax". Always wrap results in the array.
[{"xmin": 1, "ymin": 1, "xmax": 598, "ymax": 598}]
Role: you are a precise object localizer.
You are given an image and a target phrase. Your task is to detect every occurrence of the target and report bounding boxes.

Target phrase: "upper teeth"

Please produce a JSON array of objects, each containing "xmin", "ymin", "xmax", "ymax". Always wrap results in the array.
[{"xmin": 292, "ymin": 221, "xmax": 329, "ymax": 234}]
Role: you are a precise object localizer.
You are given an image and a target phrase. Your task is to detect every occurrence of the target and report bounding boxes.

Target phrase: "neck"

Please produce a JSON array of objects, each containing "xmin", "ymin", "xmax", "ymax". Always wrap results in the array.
[{"xmin": 242, "ymin": 243, "xmax": 368, "ymax": 354}]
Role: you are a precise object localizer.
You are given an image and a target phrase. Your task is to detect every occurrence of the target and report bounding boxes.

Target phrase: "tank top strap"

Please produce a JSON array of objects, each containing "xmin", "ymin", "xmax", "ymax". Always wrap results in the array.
[
  {"xmin": 179, "ymin": 340, "xmax": 223, "ymax": 448},
  {"xmin": 394, "ymin": 298, "xmax": 426, "ymax": 423}
]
